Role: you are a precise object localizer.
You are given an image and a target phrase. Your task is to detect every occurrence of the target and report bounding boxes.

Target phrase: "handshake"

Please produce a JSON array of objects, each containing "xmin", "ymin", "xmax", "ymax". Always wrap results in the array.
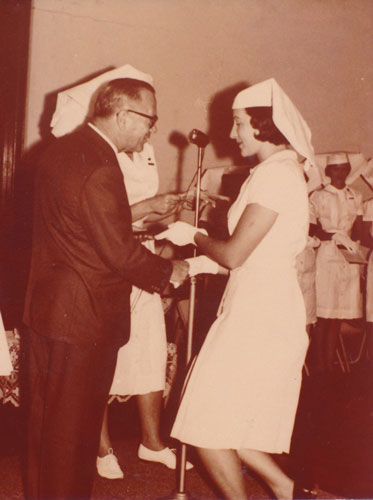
[{"xmin": 156, "ymin": 221, "xmax": 220, "ymax": 285}]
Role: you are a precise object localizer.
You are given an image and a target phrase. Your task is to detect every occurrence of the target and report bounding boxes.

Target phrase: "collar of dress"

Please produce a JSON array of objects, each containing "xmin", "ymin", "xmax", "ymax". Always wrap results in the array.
[{"xmin": 324, "ymin": 184, "xmax": 354, "ymax": 196}]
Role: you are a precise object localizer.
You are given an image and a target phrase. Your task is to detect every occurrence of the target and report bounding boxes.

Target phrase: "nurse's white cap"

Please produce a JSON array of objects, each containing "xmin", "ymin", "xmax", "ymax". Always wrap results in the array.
[
  {"xmin": 232, "ymin": 79, "xmax": 273, "ymax": 109},
  {"xmin": 316, "ymin": 152, "xmax": 368, "ymax": 186},
  {"xmin": 232, "ymin": 78, "xmax": 320, "ymax": 192},
  {"xmin": 326, "ymin": 152, "xmax": 350, "ymax": 166},
  {"xmin": 51, "ymin": 64, "xmax": 153, "ymax": 137}
]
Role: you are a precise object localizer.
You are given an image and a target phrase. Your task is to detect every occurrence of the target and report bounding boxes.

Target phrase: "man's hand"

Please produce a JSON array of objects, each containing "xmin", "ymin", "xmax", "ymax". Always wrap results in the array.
[
  {"xmin": 149, "ymin": 194, "xmax": 182, "ymax": 215},
  {"xmin": 170, "ymin": 259, "xmax": 189, "ymax": 285},
  {"xmin": 179, "ymin": 189, "xmax": 218, "ymax": 211}
]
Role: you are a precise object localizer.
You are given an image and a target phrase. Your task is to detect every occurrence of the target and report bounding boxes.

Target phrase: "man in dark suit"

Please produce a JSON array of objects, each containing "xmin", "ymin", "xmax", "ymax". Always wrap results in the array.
[{"xmin": 23, "ymin": 78, "xmax": 188, "ymax": 500}]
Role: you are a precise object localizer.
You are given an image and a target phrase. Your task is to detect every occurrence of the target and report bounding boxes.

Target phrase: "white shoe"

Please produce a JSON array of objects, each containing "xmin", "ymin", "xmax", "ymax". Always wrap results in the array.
[
  {"xmin": 96, "ymin": 448, "xmax": 124, "ymax": 479},
  {"xmin": 138, "ymin": 444, "xmax": 193, "ymax": 470}
]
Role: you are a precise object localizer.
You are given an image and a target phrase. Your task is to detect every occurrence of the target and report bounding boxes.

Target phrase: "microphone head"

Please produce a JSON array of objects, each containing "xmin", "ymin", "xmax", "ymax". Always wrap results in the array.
[{"xmin": 189, "ymin": 129, "xmax": 210, "ymax": 148}]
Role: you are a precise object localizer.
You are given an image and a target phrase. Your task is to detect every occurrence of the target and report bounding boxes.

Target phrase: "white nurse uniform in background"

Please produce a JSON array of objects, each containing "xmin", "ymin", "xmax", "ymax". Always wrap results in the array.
[
  {"xmin": 109, "ymin": 143, "xmax": 167, "ymax": 399},
  {"xmin": 309, "ymin": 184, "xmax": 363, "ymax": 319}
]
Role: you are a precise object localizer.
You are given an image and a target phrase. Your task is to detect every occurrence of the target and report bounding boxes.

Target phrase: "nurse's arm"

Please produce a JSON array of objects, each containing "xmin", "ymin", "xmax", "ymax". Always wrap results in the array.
[{"xmin": 195, "ymin": 203, "xmax": 278, "ymax": 270}]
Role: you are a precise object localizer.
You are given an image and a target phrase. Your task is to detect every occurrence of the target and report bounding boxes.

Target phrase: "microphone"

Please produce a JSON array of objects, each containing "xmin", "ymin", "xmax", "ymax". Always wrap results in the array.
[{"xmin": 188, "ymin": 129, "xmax": 210, "ymax": 148}]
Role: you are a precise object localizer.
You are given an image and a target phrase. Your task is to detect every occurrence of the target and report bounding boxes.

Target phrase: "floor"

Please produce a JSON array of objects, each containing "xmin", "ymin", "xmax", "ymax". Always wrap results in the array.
[{"xmin": 1, "ymin": 352, "xmax": 372, "ymax": 500}]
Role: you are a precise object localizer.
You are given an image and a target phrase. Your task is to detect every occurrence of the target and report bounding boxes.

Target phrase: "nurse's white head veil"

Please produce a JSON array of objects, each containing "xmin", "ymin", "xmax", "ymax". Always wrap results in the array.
[
  {"xmin": 232, "ymin": 78, "xmax": 321, "ymax": 192},
  {"xmin": 326, "ymin": 152, "xmax": 349, "ymax": 166},
  {"xmin": 50, "ymin": 64, "xmax": 154, "ymax": 137},
  {"xmin": 316, "ymin": 151, "xmax": 368, "ymax": 186}
]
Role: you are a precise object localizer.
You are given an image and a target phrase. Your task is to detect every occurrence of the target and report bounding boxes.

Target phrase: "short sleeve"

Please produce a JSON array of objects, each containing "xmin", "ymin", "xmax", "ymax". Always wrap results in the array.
[{"xmin": 247, "ymin": 161, "xmax": 304, "ymax": 214}]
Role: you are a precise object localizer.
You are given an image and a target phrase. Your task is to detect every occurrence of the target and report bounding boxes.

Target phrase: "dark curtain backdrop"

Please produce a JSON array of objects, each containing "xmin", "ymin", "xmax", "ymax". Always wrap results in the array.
[{"xmin": 0, "ymin": 0, "xmax": 31, "ymax": 328}]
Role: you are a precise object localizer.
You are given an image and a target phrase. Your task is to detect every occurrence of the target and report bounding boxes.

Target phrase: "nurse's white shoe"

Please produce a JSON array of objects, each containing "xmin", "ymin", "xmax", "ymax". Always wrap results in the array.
[
  {"xmin": 96, "ymin": 448, "xmax": 124, "ymax": 479},
  {"xmin": 138, "ymin": 444, "xmax": 193, "ymax": 470}
]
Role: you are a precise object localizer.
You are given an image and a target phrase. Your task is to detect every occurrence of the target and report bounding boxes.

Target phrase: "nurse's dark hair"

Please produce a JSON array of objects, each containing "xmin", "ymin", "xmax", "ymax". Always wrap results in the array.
[
  {"xmin": 93, "ymin": 78, "xmax": 155, "ymax": 118},
  {"xmin": 244, "ymin": 107, "xmax": 289, "ymax": 146}
]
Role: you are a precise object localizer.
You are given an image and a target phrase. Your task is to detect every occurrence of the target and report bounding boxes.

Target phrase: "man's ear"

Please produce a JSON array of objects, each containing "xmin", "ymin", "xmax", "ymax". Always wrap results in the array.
[{"xmin": 116, "ymin": 109, "xmax": 127, "ymax": 129}]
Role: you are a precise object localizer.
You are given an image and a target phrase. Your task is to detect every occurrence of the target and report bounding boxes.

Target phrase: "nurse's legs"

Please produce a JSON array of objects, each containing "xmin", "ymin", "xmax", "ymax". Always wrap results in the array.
[
  {"xmin": 238, "ymin": 448, "xmax": 293, "ymax": 499},
  {"xmin": 98, "ymin": 390, "xmax": 165, "ymax": 455},
  {"xmin": 197, "ymin": 447, "xmax": 295, "ymax": 500},
  {"xmin": 137, "ymin": 390, "xmax": 165, "ymax": 450},
  {"xmin": 197, "ymin": 447, "xmax": 248, "ymax": 500}
]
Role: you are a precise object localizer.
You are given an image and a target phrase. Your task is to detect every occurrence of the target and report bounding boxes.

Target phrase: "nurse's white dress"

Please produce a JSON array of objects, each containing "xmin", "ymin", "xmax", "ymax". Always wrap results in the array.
[
  {"xmin": 171, "ymin": 150, "xmax": 309, "ymax": 453},
  {"xmin": 309, "ymin": 184, "xmax": 363, "ymax": 319},
  {"xmin": 109, "ymin": 144, "xmax": 167, "ymax": 398}
]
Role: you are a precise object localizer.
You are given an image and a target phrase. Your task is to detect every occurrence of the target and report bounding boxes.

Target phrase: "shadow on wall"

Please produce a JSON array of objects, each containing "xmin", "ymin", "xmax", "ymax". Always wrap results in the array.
[
  {"xmin": 166, "ymin": 82, "xmax": 257, "ymax": 198},
  {"xmin": 207, "ymin": 81, "xmax": 251, "ymax": 166},
  {"xmin": 168, "ymin": 130, "xmax": 189, "ymax": 194}
]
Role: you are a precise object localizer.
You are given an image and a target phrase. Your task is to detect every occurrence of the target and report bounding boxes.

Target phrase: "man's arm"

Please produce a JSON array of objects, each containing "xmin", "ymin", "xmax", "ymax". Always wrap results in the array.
[
  {"xmin": 80, "ymin": 167, "xmax": 175, "ymax": 293},
  {"xmin": 131, "ymin": 193, "xmax": 182, "ymax": 223}
]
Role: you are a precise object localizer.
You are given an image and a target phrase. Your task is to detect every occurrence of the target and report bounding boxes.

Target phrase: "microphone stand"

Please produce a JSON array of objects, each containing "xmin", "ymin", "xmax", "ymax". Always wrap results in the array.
[{"xmin": 169, "ymin": 144, "xmax": 206, "ymax": 500}]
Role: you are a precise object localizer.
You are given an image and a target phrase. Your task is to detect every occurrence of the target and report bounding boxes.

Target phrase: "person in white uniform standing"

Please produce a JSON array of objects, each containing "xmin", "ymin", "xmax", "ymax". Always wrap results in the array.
[
  {"xmin": 97, "ymin": 141, "xmax": 194, "ymax": 478},
  {"xmin": 156, "ymin": 78, "xmax": 317, "ymax": 500},
  {"xmin": 309, "ymin": 154, "xmax": 363, "ymax": 373}
]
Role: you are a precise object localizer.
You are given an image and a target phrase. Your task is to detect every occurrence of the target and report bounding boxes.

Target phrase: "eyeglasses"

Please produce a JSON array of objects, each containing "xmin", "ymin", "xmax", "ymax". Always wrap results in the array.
[{"xmin": 126, "ymin": 109, "xmax": 158, "ymax": 129}]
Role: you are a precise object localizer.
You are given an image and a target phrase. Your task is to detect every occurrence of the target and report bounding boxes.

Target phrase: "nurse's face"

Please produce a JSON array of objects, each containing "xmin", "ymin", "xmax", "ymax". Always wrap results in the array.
[
  {"xmin": 326, "ymin": 164, "xmax": 351, "ymax": 189},
  {"xmin": 230, "ymin": 109, "xmax": 261, "ymax": 157}
]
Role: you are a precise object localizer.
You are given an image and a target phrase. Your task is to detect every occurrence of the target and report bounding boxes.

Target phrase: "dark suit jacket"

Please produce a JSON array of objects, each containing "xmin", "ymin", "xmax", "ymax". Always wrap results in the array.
[{"xmin": 23, "ymin": 125, "xmax": 172, "ymax": 346}]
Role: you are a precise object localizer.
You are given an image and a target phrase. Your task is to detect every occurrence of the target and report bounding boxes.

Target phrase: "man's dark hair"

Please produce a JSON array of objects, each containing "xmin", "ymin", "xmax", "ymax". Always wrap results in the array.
[
  {"xmin": 245, "ymin": 106, "xmax": 289, "ymax": 146},
  {"xmin": 93, "ymin": 78, "xmax": 155, "ymax": 118}
]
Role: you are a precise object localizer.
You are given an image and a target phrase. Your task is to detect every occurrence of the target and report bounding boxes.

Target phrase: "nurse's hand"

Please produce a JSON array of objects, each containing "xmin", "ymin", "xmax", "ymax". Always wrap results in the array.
[
  {"xmin": 332, "ymin": 231, "xmax": 359, "ymax": 253},
  {"xmin": 185, "ymin": 255, "xmax": 219, "ymax": 276},
  {"xmin": 170, "ymin": 259, "xmax": 190, "ymax": 286},
  {"xmin": 155, "ymin": 221, "xmax": 208, "ymax": 246}
]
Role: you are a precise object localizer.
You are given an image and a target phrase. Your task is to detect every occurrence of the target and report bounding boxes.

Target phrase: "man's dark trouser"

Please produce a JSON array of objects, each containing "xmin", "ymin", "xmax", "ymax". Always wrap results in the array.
[{"xmin": 24, "ymin": 328, "xmax": 119, "ymax": 500}]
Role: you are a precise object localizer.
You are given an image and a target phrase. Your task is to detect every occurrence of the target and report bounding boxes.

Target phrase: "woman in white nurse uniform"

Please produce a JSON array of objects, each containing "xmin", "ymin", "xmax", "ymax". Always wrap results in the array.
[
  {"xmin": 156, "ymin": 79, "xmax": 317, "ymax": 500},
  {"xmin": 309, "ymin": 154, "xmax": 363, "ymax": 373},
  {"xmin": 98, "ymin": 142, "xmax": 194, "ymax": 477}
]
